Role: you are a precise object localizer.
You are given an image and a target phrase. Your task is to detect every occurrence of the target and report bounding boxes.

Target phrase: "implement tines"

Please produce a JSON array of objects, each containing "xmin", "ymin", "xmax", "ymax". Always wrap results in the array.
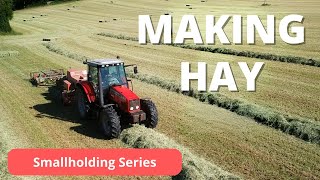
[{"xmin": 30, "ymin": 69, "xmax": 65, "ymax": 86}]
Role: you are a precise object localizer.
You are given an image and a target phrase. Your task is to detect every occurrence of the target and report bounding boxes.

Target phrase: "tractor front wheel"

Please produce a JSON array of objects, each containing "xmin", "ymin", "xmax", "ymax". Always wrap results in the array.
[
  {"xmin": 100, "ymin": 106, "xmax": 121, "ymax": 139},
  {"xmin": 141, "ymin": 99, "xmax": 158, "ymax": 128}
]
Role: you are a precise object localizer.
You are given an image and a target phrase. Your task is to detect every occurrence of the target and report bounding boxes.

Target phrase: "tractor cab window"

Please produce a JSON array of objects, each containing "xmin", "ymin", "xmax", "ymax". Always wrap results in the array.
[
  {"xmin": 88, "ymin": 65, "xmax": 98, "ymax": 87},
  {"xmin": 100, "ymin": 64, "xmax": 127, "ymax": 91}
]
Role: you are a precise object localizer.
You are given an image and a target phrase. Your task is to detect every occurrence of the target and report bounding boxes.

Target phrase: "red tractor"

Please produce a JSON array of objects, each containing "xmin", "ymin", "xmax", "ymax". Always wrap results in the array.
[{"xmin": 60, "ymin": 59, "xmax": 158, "ymax": 138}]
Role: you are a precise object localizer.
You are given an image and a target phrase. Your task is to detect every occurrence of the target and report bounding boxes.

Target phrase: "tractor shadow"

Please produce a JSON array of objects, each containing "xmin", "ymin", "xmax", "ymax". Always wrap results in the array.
[{"xmin": 32, "ymin": 86, "xmax": 107, "ymax": 140}]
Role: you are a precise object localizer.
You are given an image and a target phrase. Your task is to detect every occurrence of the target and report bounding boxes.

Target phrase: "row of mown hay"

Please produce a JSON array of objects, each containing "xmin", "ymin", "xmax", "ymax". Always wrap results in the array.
[
  {"xmin": 0, "ymin": 51, "xmax": 19, "ymax": 57},
  {"xmin": 97, "ymin": 32, "xmax": 139, "ymax": 41},
  {"xmin": 97, "ymin": 33, "xmax": 320, "ymax": 67},
  {"xmin": 127, "ymin": 72, "xmax": 320, "ymax": 144},
  {"xmin": 173, "ymin": 44, "xmax": 320, "ymax": 67},
  {"xmin": 121, "ymin": 125, "xmax": 241, "ymax": 179},
  {"xmin": 43, "ymin": 43, "xmax": 89, "ymax": 62},
  {"xmin": 42, "ymin": 42, "xmax": 320, "ymax": 144}
]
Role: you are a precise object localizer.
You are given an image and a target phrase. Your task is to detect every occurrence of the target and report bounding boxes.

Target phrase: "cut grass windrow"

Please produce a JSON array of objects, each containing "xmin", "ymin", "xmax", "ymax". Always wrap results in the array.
[
  {"xmin": 42, "ymin": 42, "xmax": 320, "ymax": 144},
  {"xmin": 121, "ymin": 125, "xmax": 241, "ymax": 180},
  {"xmin": 127, "ymin": 72, "xmax": 320, "ymax": 145},
  {"xmin": 0, "ymin": 51, "xmax": 19, "ymax": 57},
  {"xmin": 43, "ymin": 43, "xmax": 89, "ymax": 62},
  {"xmin": 97, "ymin": 32, "xmax": 320, "ymax": 67}
]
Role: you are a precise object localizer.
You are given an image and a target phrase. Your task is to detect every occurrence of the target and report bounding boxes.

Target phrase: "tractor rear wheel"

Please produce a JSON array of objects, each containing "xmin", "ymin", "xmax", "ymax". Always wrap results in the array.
[
  {"xmin": 76, "ymin": 87, "xmax": 90, "ymax": 120},
  {"xmin": 141, "ymin": 99, "xmax": 158, "ymax": 128},
  {"xmin": 100, "ymin": 106, "xmax": 121, "ymax": 139}
]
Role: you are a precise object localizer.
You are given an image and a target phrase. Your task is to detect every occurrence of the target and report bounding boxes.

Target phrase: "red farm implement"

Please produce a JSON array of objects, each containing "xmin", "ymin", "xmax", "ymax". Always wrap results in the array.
[{"xmin": 30, "ymin": 69, "xmax": 65, "ymax": 86}]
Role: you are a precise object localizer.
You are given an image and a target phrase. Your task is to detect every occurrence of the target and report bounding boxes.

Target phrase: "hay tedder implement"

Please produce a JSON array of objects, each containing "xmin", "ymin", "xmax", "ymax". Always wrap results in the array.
[
  {"xmin": 30, "ymin": 69, "xmax": 65, "ymax": 86},
  {"xmin": 30, "ymin": 59, "xmax": 158, "ymax": 139}
]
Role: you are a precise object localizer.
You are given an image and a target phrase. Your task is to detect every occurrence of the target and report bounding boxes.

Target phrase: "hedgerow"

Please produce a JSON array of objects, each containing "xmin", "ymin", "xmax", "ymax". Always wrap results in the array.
[
  {"xmin": 97, "ymin": 32, "xmax": 320, "ymax": 67},
  {"xmin": 121, "ymin": 125, "xmax": 241, "ymax": 179},
  {"xmin": 12, "ymin": 0, "xmax": 77, "ymax": 10}
]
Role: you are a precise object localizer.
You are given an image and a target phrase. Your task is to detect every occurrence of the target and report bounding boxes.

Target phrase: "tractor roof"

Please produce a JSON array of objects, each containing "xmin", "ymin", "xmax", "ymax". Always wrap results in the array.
[{"xmin": 87, "ymin": 59, "xmax": 124, "ymax": 67}]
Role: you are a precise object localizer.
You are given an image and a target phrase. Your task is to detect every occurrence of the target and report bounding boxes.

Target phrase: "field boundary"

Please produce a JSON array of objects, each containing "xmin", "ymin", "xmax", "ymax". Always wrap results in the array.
[
  {"xmin": 42, "ymin": 42, "xmax": 320, "ymax": 145},
  {"xmin": 97, "ymin": 32, "xmax": 320, "ymax": 67}
]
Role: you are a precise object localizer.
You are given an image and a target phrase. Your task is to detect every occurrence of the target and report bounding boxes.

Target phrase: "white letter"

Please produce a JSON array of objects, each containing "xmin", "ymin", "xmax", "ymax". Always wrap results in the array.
[
  {"xmin": 109, "ymin": 160, "xmax": 116, "ymax": 170},
  {"xmin": 181, "ymin": 62, "xmax": 206, "ymax": 91},
  {"xmin": 119, "ymin": 157, "xmax": 126, "ymax": 167},
  {"xmin": 209, "ymin": 62, "xmax": 237, "ymax": 91},
  {"xmin": 206, "ymin": 15, "xmax": 230, "ymax": 44},
  {"xmin": 34, "ymin": 157, "xmax": 40, "ymax": 167},
  {"xmin": 139, "ymin": 15, "xmax": 172, "ymax": 44},
  {"xmin": 247, "ymin": 15, "xmax": 275, "ymax": 44},
  {"xmin": 175, "ymin": 15, "xmax": 203, "ymax": 44},
  {"xmin": 238, "ymin": 62, "xmax": 264, "ymax": 91},
  {"xmin": 279, "ymin": 14, "xmax": 304, "ymax": 44},
  {"xmin": 53, "ymin": 160, "xmax": 59, "ymax": 167},
  {"xmin": 233, "ymin": 15, "xmax": 242, "ymax": 44},
  {"xmin": 150, "ymin": 160, "xmax": 157, "ymax": 167}
]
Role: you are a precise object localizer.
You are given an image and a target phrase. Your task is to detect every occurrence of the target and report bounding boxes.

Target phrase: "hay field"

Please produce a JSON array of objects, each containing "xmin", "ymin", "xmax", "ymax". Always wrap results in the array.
[
  {"xmin": 6, "ymin": 0, "xmax": 318, "ymax": 120},
  {"xmin": 59, "ymin": 34, "xmax": 320, "ymax": 120},
  {"xmin": 0, "ymin": 0, "xmax": 320, "ymax": 179},
  {"xmin": 0, "ymin": 44, "xmax": 319, "ymax": 179}
]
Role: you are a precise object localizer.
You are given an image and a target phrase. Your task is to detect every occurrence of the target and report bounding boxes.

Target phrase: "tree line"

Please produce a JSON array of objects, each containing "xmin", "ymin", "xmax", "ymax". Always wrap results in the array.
[
  {"xmin": 12, "ymin": 0, "xmax": 56, "ymax": 10},
  {"xmin": 0, "ymin": 0, "xmax": 73, "ymax": 33},
  {"xmin": 0, "ymin": 0, "xmax": 13, "ymax": 32}
]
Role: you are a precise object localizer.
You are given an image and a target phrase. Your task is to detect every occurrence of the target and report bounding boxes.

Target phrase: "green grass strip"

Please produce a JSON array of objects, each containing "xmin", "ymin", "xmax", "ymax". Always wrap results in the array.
[{"xmin": 97, "ymin": 32, "xmax": 320, "ymax": 67}]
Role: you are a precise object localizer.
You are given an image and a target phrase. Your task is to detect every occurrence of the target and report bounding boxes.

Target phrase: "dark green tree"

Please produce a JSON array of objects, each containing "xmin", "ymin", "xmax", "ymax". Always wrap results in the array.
[{"xmin": 0, "ymin": 0, "xmax": 13, "ymax": 32}]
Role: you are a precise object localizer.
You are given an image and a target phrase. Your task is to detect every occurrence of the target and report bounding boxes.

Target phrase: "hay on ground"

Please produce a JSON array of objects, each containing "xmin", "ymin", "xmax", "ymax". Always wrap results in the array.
[{"xmin": 121, "ymin": 125, "xmax": 240, "ymax": 179}]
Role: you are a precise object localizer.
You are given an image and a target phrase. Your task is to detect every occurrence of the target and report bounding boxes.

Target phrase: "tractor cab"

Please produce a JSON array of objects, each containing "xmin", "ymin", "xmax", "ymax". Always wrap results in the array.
[
  {"xmin": 87, "ymin": 59, "xmax": 128, "ymax": 94},
  {"xmin": 84, "ymin": 59, "xmax": 139, "ymax": 108}
]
